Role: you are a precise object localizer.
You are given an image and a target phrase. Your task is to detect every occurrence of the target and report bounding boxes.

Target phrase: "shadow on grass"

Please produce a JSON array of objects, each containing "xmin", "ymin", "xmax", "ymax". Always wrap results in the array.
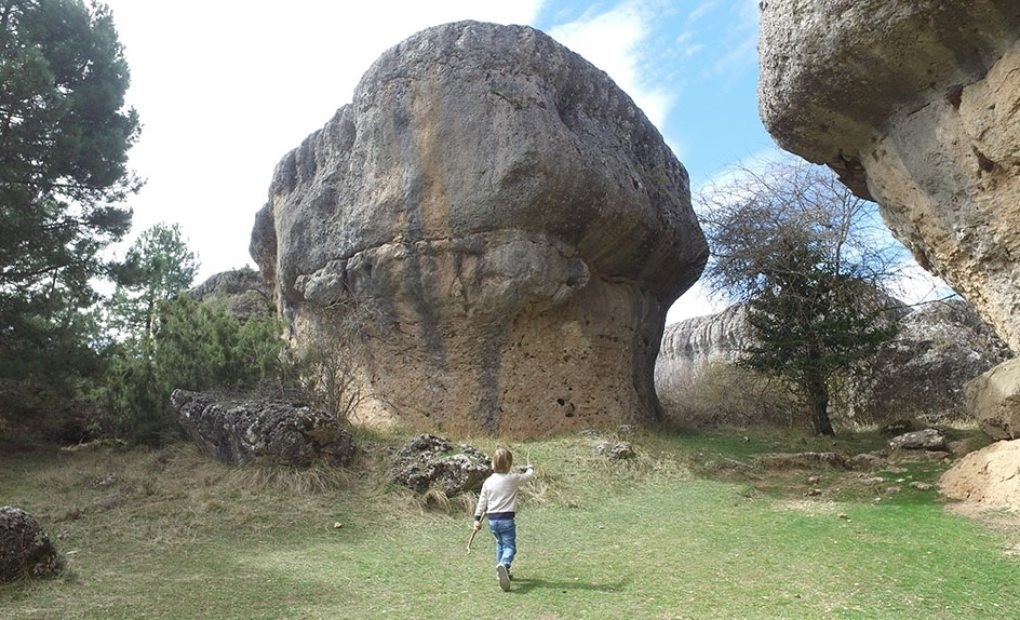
[{"xmin": 510, "ymin": 577, "xmax": 628, "ymax": 594}]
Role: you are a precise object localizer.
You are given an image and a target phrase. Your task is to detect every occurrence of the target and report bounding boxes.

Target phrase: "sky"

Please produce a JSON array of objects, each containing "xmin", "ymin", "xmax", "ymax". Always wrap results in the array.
[{"xmin": 100, "ymin": 0, "xmax": 937, "ymax": 325}]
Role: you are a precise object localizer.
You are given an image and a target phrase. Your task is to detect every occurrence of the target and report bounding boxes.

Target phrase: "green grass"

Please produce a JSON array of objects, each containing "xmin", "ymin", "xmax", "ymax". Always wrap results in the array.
[{"xmin": 1, "ymin": 428, "xmax": 1018, "ymax": 619}]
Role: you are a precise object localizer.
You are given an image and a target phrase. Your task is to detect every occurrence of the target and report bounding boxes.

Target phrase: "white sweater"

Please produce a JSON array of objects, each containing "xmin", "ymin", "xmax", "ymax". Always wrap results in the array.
[{"xmin": 474, "ymin": 468, "xmax": 535, "ymax": 519}]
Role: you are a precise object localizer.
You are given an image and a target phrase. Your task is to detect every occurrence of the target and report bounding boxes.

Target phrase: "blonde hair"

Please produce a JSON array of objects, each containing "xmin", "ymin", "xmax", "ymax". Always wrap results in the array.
[{"xmin": 492, "ymin": 448, "xmax": 513, "ymax": 473}]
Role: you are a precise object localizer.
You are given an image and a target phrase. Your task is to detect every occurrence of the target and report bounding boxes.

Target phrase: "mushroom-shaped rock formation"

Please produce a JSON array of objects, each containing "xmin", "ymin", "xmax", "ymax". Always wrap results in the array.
[
  {"xmin": 251, "ymin": 21, "xmax": 707, "ymax": 437},
  {"xmin": 759, "ymin": 0, "xmax": 1020, "ymax": 350}
]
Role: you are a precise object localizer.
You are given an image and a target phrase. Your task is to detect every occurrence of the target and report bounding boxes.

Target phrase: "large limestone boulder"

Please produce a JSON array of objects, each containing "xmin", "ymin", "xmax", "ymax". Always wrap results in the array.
[
  {"xmin": 966, "ymin": 357, "xmax": 1020, "ymax": 440},
  {"xmin": 0, "ymin": 507, "xmax": 61, "ymax": 583},
  {"xmin": 251, "ymin": 21, "xmax": 708, "ymax": 436},
  {"xmin": 759, "ymin": 1, "xmax": 1020, "ymax": 351},
  {"xmin": 170, "ymin": 390, "xmax": 356, "ymax": 466}
]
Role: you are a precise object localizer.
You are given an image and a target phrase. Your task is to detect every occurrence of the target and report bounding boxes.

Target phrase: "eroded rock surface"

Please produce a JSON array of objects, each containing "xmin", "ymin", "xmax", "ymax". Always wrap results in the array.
[
  {"xmin": 251, "ymin": 21, "xmax": 707, "ymax": 436},
  {"xmin": 390, "ymin": 434, "xmax": 491, "ymax": 495},
  {"xmin": 759, "ymin": 0, "xmax": 1020, "ymax": 351},
  {"xmin": 966, "ymin": 357, "xmax": 1020, "ymax": 440},
  {"xmin": 940, "ymin": 438, "xmax": 1020, "ymax": 509},
  {"xmin": 188, "ymin": 268, "xmax": 272, "ymax": 321},
  {"xmin": 0, "ymin": 507, "xmax": 60, "ymax": 583},
  {"xmin": 656, "ymin": 299, "xmax": 1009, "ymax": 426},
  {"xmin": 888, "ymin": 429, "xmax": 947, "ymax": 452},
  {"xmin": 847, "ymin": 300, "xmax": 1012, "ymax": 425},
  {"xmin": 654, "ymin": 305, "xmax": 750, "ymax": 394},
  {"xmin": 170, "ymin": 390, "xmax": 355, "ymax": 466}
]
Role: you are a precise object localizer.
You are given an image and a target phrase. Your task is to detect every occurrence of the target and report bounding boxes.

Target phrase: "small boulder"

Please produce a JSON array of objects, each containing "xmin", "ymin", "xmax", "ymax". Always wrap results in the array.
[
  {"xmin": 888, "ymin": 429, "xmax": 947, "ymax": 451},
  {"xmin": 1, "ymin": 507, "xmax": 61, "ymax": 583},
  {"xmin": 171, "ymin": 390, "xmax": 355, "ymax": 467},
  {"xmin": 593, "ymin": 440, "xmax": 635, "ymax": 460},
  {"xmin": 391, "ymin": 434, "xmax": 491, "ymax": 496}
]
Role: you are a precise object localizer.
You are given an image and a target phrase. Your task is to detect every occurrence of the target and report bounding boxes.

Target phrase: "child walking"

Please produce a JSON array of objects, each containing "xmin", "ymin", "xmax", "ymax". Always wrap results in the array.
[{"xmin": 473, "ymin": 447, "xmax": 534, "ymax": 592}]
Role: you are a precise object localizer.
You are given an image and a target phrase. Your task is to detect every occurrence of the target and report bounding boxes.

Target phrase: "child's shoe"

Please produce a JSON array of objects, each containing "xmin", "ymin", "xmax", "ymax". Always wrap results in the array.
[{"xmin": 496, "ymin": 564, "xmax": 510, "ymax": 592}]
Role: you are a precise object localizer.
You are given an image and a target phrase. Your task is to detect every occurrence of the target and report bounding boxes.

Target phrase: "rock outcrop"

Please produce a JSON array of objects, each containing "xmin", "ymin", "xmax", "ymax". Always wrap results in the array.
[
  {"xmin": 888, "ymin": 429, "xmax": 947, "ymax": 452},
  {"xmin": 390, "ymin": 434, "xmax": 491, "ymax": 496},
  {"xmin": 251, "ymin": 21, "xmax": 707, "ymax": 436},
  {"xmin": 0, "ymin": 507, "xmax": 61, "ymax": 583},
  {"xmin": 759, "ymin": 1, "xmax": 1020, "ymax": 351},
  {"xmin": 654, "ymin": 305, "xmax": 751, "ymax": 394},
  {"xmin": 188, "ymin": 268, "xmax": 272, "ymax": 321},
  {"xmin": 940, "ymin": 438, "xmax": 1020, "ymax": 509},
  {"xmin": 170, "ymin": 390, "xmax": 355, "ymax": 466},
  {"xmin": 966, "ymin": 357, "xmax": 1020, "ymax": 440},
  {"xmin": 847, "ymin": 299, "xmax": 1012, "ymax": 425},
  {"xmin": 656, "ymin": 299, "xmax": 1010, "ymax": 426}
]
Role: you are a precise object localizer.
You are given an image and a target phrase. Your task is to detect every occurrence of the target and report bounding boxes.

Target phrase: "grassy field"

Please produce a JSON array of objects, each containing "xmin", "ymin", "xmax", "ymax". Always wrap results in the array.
[{"xmin": 2, "ymin": 427, "xmax": 1018, "ymax": 619}]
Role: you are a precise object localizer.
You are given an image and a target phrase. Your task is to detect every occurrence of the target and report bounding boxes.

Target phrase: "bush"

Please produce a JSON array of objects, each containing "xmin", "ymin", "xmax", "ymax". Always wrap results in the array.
[
  {"xmin": 90, "ymin": 296, "xmax": 297, "ymax": 444},
  {"xmin": 660, "ymin": 363, "xmax": 800, "ymax": 430}
]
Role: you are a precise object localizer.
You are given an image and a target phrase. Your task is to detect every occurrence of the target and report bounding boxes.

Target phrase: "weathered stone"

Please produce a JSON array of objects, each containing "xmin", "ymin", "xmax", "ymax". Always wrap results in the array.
[
  {"xmin": 848, "ymin": 453, "xmax": 885, "ymax": 471},
  {"xmin": 390, "ymin": 434, "xmax": 491, "ymax": 495},
  {"xmin": 170, "ymin": 390, "xmax": 355, "ymax": 466},
  {"xmin": 940, "ymin": 438, "xmax": 1020, "ymax": 509},
  {"xmin": 654, "ymin": 304, "xmax": 751, "ymax": 395},
  {"xmin": 0, "ymin": 507, "xmax": 60, "ymax": 583},
  {"xmin": 251, "ymin": 21, "xmax": 707, "ymax": 437},
  {"xmin": 966, "ymin": 357, "xmax": 1020, "ymax": 440},
  {"xmin": 657, "ymin": 299, "xmax": 1008, "ymax": 427},
  {"xmin": 593, "ymin": 440, "xmax": 635, "ymax": 460},
  {"xmin": 188, "ymin": 267, "xmax": 273, "ymax": 321},
  {"xmin": 759, "ymin": 0, "xmax": 1020, "ymax": 351},
  {"xmin": 847, "ymin": 300, "xmax": 1012, "ymax": 425},
  {"xmin": 888, "ymin": 429, "xmax": 947, "ymax": 452}
]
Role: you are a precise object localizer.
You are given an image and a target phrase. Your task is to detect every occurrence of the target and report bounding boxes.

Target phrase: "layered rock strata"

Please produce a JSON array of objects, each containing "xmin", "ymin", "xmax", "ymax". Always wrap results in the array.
[
  {"xmin": 759, "ymin": 0, "xmax": 1020, "ymax": 351},
  {"xmin": 251, "ymin": 22, "xmax": 708, "ymax": 436},
  {"xmin": 656, "ymin": 299, "xmax": 1010, "ymax": 426}
]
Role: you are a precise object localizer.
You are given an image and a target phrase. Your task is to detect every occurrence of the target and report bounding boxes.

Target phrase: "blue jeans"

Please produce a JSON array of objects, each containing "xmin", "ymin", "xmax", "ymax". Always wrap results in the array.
[{"xmin": 488, "ymin": 518, "xmax": 517, "ymax": 568}]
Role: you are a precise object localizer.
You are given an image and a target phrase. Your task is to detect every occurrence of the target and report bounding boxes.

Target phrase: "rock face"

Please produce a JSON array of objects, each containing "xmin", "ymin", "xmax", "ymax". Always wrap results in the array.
[
  {"xmin": 656, "ymin": 299, "xmax": 1010, "ymax": 426},
  {"xmin": 170, "ymin": 390, "xmax": 355, "ymax": 466},
  {"xmin": 0, "ymin": 507, "xmax": 61, "ymax": 583},
  {"xmin": 654, "ymin": 305, "xmax": 751, "ymax": 394},
  {"xmin": 940, "ymin": 438, "xmax": 1020, "ymax": 509},
  {"xmin": 390, "ymin": 434, "xmax": 491, "ymax": 495},
  {"xmin": 188, "ymin": 268, "xmax": 272, "ymax": 321},
  {"xmin": 250, "ymin": 21, "xmax": 707, "ymax": 437},
  {"xmin": 759, "ymin": 1, "xmax": 1020, "ymax": 351},
  {"xmin": 847, "ymin": 300, "xmax": 1012, "ymax": 424},
  {"xmin": 966, "ymin": 357, "xmax": 1020, "ymax": 440}
]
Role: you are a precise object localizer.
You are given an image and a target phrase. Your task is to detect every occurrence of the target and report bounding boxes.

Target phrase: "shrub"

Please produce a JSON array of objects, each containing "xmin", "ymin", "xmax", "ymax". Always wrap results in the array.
[{"xmin": 660, "ymin": 363, "xmax": 800, "ymax": 430}]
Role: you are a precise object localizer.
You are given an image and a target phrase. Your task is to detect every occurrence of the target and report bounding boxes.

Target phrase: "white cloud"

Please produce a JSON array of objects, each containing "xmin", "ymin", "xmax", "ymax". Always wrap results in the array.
[
  {"xmin": 666, "ymin": 281, "xmax": 721, "ymax": 325},
  {"xmin": 677, "ymin": 32, "xmax": 701, "ymax": 59},
  {"xmin": 711, "ymin": 0, "xmax": 759, "ymax": 79},
  {"xmin": 547, "ymin": 1, "xmax": 675, "ymax": 129}
]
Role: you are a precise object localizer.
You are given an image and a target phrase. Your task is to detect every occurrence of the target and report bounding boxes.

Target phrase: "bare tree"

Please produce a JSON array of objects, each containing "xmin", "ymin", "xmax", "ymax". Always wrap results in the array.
[{"xmin": 699, "ymin": 160, "xmax": 906, "ymax": 434}]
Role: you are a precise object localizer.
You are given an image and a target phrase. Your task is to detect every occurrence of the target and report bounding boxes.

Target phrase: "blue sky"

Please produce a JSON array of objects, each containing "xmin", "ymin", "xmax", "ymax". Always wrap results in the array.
[
  {"xmin": 536, "ymin": 0, "xmax": 772, "ymax": 187},
  {"xmin": 101, "ymin": 0, "xmax": 784, "ymax": 322}
]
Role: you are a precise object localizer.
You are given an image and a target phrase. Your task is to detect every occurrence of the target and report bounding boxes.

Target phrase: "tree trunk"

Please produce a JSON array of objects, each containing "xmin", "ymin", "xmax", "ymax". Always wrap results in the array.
[{"xmin": 807, "ymin": 377, "xmax": 834, "ymax": 435}]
